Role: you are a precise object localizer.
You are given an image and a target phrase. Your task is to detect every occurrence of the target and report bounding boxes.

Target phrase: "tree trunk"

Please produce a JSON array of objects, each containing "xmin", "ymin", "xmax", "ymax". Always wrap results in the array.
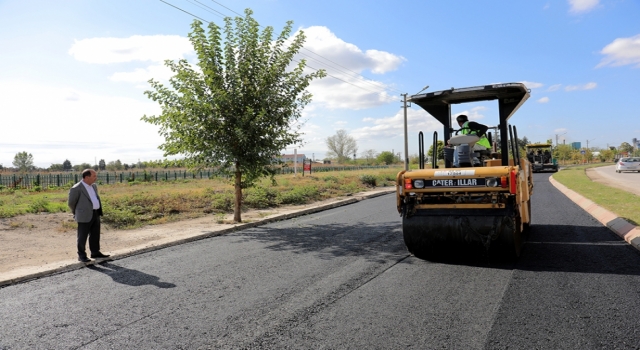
[{"xmin": 234, "ymin": 162, "xmax": 242, "ymax": 222}]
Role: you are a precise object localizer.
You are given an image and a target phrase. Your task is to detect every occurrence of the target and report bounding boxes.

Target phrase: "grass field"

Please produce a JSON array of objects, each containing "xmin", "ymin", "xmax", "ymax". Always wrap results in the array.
[
  {"xmin": 552, "ymin": 164, "xmax": 640, "ymax": 225},
  {"xmin": 0, "ymin": 168, "xmax": 401, "ymax": 229}
]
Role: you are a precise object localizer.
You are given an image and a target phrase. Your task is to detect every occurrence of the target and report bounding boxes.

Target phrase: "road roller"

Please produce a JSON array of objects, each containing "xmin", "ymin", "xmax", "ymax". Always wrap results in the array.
[{"xmin": 397, "ymin": 83, "xmax": 533, "ymax": 260}]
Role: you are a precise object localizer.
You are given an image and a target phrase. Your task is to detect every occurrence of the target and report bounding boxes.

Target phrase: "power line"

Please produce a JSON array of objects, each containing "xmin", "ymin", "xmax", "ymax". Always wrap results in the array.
[
  {"xmin": 158, "ymin": 0, "xmax": 395, "ymax": 96},
  {"xmin": 158, "ymin": 0, "xmax": 210, "ymax": 23},
  {"xmin": 205, "ymin": 0, "xmax": 403, "ymax": 94},
  {"xmin": 191, "ymin": 0, "xmax": 228, "ymax": 18}
]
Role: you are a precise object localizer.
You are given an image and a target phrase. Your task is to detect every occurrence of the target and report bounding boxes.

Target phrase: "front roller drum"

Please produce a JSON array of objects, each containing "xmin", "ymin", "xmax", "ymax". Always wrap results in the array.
[{"xmin": 402, "ymin": 213, "xmax": 522, "ymax": 260}]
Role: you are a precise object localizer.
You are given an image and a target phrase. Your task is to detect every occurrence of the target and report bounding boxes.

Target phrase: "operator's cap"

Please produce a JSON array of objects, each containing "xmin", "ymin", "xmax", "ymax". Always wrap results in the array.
[{"xmin": 456, "ymin": 114, "xmax": 468, "ymax": 123}]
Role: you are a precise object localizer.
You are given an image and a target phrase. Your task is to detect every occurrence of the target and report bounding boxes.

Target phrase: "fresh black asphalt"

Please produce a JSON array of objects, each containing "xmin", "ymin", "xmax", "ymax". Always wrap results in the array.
[{"xmin": 1, "ymin": 173, "xmax": 639, "ymax": 349}]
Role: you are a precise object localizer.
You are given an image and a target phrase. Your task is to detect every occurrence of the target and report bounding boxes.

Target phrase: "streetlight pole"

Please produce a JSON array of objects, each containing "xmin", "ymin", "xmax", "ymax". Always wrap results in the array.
[{"xmin": 555, "ymin": 132, "xmax": 567, "ymax": 148}]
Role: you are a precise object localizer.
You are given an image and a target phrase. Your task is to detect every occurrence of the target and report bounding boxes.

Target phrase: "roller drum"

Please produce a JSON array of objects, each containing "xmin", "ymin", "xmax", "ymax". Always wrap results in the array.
[{"xmin": 402, "ymin": 209, "xmax": 522, "ymax": 260}]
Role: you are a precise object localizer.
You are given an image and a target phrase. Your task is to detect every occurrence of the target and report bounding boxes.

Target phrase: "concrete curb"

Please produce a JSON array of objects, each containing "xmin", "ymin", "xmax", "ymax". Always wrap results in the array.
[
  {"xmin": 0, "ymin": 189, "xmax": 396, "ymax": 288},
  {"xmin": 549, "ymin": 176, "xmax": 640, "ymax": 251}
]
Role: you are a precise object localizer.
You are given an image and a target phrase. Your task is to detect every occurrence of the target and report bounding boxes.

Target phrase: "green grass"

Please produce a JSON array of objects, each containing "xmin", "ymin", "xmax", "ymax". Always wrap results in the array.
[
  {"xmin": 552, "ymin": 164, "xmax": 640, "ymax": 225},
  {"xmin": 0, "ymin": 190, "xmax": 68, "ymax": 218},
  {"xmin": 0, "ymin": 168, "xmax": 401, "ymax": 229}
]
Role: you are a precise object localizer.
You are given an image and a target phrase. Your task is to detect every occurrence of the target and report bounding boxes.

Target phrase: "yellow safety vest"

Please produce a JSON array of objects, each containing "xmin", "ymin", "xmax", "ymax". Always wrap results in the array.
[{"xmin": 461, "ymin": 121, "xmax": 491, "ymax": 148}]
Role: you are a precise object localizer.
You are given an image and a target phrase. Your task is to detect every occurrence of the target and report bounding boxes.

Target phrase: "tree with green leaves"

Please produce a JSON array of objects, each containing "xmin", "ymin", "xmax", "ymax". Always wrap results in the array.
[
  {"xmin": 13, "ymin": 151, "xmax": 34, "ymax": 173},
  {"xmin": 619, "ymin": 142, "xmax": 634, "ymax": 155},
  {"xmin": 362, "ymin": 149, "xmax": 377, "ymax": 164},
  {"xmin": 326, "ymin": 130, "xmax": 358, "ymax": 164},
  {"xmin": 73, "ymin": 163, "xmax": 92, "ymax": 172},
  {"xmin": 49, "ymin": 163, "xmax": 64, "ymax": 171},
  {"xmin": 98, "ymin": 159, "xmax": 106, "ymax": 171},
  {"xmin": 142, "ymin": 9, "xmax": 325, "ymax": 222},
  {"xmin": 63, "ymin": 159, "xmax": 72, "ymax": 171},
  {"xmin": 377, "ymin": 151, "xmax": 396, "ymax": 165},
  {"xmin": 427, "ymin": 140, "xmax": 445, "ymax": 161}
]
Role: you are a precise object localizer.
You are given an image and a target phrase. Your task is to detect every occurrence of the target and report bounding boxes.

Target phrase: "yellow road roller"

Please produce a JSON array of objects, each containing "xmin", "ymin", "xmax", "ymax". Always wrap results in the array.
[{"xmin": 397, "ymin": 83, "xmax": 533, "ymax": 260}]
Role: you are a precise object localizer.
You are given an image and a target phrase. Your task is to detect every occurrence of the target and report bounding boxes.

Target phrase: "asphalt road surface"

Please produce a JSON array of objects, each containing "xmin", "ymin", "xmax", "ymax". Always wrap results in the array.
[{"xmin": 1, "ymin": 173, "xmax": 640, "ymax": 349}]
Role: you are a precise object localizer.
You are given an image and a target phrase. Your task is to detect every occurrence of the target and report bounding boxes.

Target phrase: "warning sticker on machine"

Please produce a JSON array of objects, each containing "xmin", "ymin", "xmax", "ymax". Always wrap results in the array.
[{"xmin": 434, "ymin": 170, "xmax": 475, "ymax": 177}]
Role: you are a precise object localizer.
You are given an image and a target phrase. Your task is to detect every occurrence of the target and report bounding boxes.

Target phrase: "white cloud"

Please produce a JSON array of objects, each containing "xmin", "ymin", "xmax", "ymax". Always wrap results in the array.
[
  {"xmin": 69, "ymin": 35, "xmax": 193, "ymax": 64},
  {"xmin": 69, "ymin": 35, "xmax": 194, "ymax": 88},
  {"xmin": 521, "ymin": 81, "xmax": 544, "ymax": 89},
  {"xmin": 300, "ymin": 26, "xmax": 405, "ymax": 75},
  {"xmin": 565, "ymin": 82, "xmax": 597, "ymax": 91},
  {"xmin": 298, "ymin": 26, "xmax": 404, "ymax": 110},
  {"xmin": 537, "ymin": 97, "xmax": 550, "ymax": 103},
  {"xmin": 568, "ymin": 0, "xmax": 599, "ymax": 14},
  {"xmin": 597, "ymin": 34, "xmax": 640, "ymax": 68},
  {"xmin": 351, "ymin": 108, "xmax": 440, "ymax": 141},
  {"xmin": 547, "ymin": 84, "xmax": 562, "ymax": 92},
  {"xmin": 306, "ymin": 78, "xmax": 396, "ymax": 110},
  {"xmin": 0, "ymin": 81, "xmax": 165, "ymax": 167},
  {"xmin": 351, "ymin": 105, "xmax": 490, "ymax": 143},
  {"xmin": 109, "ymin": 64, "xmax": 174, "ymax": 83}
]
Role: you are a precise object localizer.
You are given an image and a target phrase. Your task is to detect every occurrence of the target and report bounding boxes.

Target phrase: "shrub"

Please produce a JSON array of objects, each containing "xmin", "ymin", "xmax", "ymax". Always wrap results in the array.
[
  {"xmin": 102, "ymin": 208, "xmax": 137, "ymax": 229},
  {"xmin": 359, "ymin": 174, "xmax": 377, "ymax": 187},
  {"xmin": 210, "ymin": 191, "xmax": 235, "ymax": 211},
  {"xmin": 279, "ymin": 186, "xmax": 319, "ymax": 205},
  {"xmin": 243, "ymin": 186, "xmax": 278, "ymax": 209},
  {"xmin": 323, "ymin": 175, "xmax": 339, "ymax": 183},
  {"xmin": 28, "ymin": 198, "xmax": 50, "ymax": 213}
]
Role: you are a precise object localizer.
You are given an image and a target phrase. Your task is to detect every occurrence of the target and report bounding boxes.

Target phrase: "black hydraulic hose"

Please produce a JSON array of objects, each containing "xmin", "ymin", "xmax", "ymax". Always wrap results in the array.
[
  {"xmin": 508, "ymin": 124, "xmax": 519, "ymax": 167},
  {"xmin": 418, "ymin": 131, "xmax": 424, "ymax": 169},
  {"xmin": 432, "ymin": 131, "xmax": 438, "ymax": 169},
  {"xmin": 513, "ymin": 125, "xmax": 521, "ymax": 167}
]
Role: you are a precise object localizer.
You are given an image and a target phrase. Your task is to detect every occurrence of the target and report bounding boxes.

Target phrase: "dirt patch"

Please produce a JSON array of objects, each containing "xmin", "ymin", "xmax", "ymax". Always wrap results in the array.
[{"xmin": 0, "ymin": 189, "xmax": 392, "ymax": 281}]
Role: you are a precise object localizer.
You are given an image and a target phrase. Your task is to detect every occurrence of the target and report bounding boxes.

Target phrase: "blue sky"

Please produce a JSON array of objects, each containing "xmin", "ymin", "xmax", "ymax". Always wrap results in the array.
[{"xmin": 1, "ymin": 0, "xmax": 639, "ymax": 168}]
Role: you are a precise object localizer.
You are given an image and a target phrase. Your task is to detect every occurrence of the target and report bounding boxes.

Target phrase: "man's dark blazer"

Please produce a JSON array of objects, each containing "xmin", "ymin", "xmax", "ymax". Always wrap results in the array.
[{"xmin": 68, "ymin": 181, "xmax": 102, "ymax": 223}]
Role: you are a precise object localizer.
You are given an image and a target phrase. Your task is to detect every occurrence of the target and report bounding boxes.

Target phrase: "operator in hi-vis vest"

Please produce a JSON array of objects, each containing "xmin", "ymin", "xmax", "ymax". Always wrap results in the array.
[{"xmin": 453, "ymin": 114, "xmax": 490, "ymax": 167}]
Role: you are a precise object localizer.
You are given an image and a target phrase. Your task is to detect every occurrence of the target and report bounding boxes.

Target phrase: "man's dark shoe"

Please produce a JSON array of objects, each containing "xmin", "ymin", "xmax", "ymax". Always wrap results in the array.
[
  {"xmin": 78, "ymin": 257, "xmax": 92, "ymax": 263},
  {"xmin": 91, "ymin": 253, "xmax": 110, "ymax": 259}
]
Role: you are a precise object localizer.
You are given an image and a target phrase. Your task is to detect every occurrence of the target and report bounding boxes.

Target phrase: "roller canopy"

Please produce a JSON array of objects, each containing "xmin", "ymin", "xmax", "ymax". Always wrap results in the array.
[
  {"xmin": 408, "ymin": 83, "xmax": 530, "ymax": 127},
  {"xmin": 408, "ymin": 83, "xmax": 530, "ymax": 167}
]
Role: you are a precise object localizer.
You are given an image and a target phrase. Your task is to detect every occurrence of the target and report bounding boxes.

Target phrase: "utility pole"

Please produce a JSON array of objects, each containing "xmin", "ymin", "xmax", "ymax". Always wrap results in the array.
[
  {"xmin": 555, "ymin": 132, "xmax": 567, "ymax": 148},
  {"xmin": 402, "ymin": 93, "xmax": 409, "ymax": 171},
  {"xmin": 401, "ymin": 86, "xmax": 429, "ymax": 171}
]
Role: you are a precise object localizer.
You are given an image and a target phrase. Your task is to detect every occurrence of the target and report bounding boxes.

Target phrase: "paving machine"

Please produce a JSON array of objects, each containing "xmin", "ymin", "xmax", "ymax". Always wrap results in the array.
[
  {"xmin": 526, "ymin": 143, "xmax": 558, "ymax": 172},
  {"xmin": 397, "ymin": 83, "xmax": 533, "ymax": 260}
]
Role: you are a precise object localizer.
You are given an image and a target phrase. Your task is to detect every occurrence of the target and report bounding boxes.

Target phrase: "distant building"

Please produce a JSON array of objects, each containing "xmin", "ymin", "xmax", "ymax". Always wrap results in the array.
[
  {"xmin": 276, "ymin": 154, "xmax": 306, "ymax": 163},
  {"xmin": 571, "ymin": 142, "xmax": 581, "ymax": 150}
]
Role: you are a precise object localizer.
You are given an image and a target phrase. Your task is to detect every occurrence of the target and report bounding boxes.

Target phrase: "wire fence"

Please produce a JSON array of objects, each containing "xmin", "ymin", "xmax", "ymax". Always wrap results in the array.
[{"xmin": 0, "ymin": 165, "xmax": 391, "ymax": 190}]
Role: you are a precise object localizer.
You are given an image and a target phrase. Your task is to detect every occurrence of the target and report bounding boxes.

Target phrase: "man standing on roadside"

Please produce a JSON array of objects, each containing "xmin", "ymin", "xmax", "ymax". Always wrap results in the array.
[{"xmin": 68, "ymin": 169, "xmax": 110, "ymax": 262}]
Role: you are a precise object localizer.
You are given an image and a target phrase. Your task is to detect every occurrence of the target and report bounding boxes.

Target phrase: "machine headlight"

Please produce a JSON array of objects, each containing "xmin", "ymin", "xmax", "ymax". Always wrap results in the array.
[
  {"xmin": 486, "ymin": 177, "xmax": 499, "ymax": 187},
  {"xmin": 413, "ymin": 179, "xmax": 425, "ymax": 189}
]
